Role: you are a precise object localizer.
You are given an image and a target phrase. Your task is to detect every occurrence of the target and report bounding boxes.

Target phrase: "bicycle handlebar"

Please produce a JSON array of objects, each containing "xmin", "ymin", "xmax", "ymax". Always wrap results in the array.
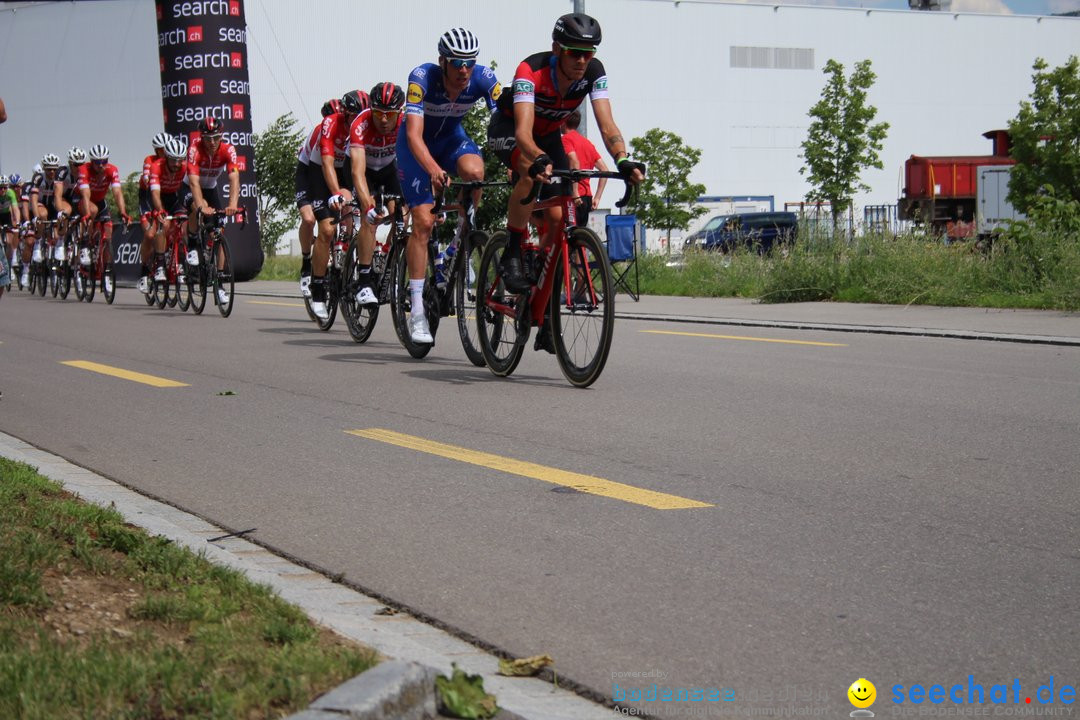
[
  {"xmin": 198, "ymin": 206, "xmax": 246, "ymax": 230},
  {"xmin": 520, "ymin": 168, "xmax": 639, "ymax": 209},
  {"xmin": 432, "ymin": 180, "xmax": 511, "ymax": 215}
]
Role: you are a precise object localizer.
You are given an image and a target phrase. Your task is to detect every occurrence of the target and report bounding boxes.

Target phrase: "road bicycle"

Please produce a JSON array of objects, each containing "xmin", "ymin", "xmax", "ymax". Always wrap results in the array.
[
  {"xmin": 185, "ymin": 208, "xmax": 243, "ymax": 318},
  {"xmin": 389, "ymin": 180, "xmax": 508, "ymax": 363},
  {"xmin": 305, "ymin": 201, "xmax": 358, "ymax": 331},
  {"xmin": 27, "ymin": 220, "xmax": 58, "ymax": 297},
  {"xmin": 338, "ymin": 191, "xmax": 404, "ymax": 344},
  {"xmin": 73, "ymin": 215, "xmax": 123, "ymax": 305},
  {"xmin": 475, "ymin": 168, "xmax": 635, "ymax": 388},
  {"xmin": 146, "ymin": 212, "xmax": 192, "ymax": 312}
]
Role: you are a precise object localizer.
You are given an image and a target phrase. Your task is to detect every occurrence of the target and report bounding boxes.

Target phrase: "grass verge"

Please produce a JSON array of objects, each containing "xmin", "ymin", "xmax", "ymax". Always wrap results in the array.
[
  {"xmin": 0, "ymin": 457, "xmax": 377, "ymax": 719},
  {"xmin": 256, "ymin": 255, "xmax": 302, "ymax": 282}
]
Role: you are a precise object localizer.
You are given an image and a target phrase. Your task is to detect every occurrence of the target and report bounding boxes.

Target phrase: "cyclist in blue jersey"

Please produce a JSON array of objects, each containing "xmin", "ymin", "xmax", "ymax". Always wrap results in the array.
[{"xmin": 396, "ymin": 27, "xmax": 501, "ymax": 344}]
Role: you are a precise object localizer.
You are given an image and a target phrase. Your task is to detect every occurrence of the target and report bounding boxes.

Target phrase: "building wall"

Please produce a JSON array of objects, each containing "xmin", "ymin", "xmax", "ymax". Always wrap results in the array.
[{"xmin": 1, "ymin": 0, "xmax": 1075, "ymax": 245}]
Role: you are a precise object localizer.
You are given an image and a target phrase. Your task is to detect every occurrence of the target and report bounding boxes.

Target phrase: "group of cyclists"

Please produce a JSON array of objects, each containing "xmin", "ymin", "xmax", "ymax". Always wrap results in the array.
[
  {"xmin": 1, "ymin": 117, "xmax": 239, "ymax": 306},
  {"xmin": 296, "ymin": 12, "xmax": 644, "ymax": 347},
  {"xmin": 4, "ymin": 11, "xmax": 646, "ymax": 359}
]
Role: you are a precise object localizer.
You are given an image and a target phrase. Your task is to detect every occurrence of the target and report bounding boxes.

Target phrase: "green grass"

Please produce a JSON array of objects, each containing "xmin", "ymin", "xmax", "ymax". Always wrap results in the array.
[
  {"xmin": 633, "ymin": 226, "xmax": 1080, "ymax": 310},
  {"xmin": 255, "ymin": 255, "xmax": 302, "ymax": 281},
  {"xmin": 0, "ymin": 458, "xmax": 377, "ymax": 720}
]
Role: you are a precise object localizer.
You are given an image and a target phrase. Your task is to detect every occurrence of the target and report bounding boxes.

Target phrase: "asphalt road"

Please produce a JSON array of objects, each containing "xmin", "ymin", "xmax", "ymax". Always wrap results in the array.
[{"xmin": 2, "ymin": 286, "xmax": 1078, "ymax": 715}]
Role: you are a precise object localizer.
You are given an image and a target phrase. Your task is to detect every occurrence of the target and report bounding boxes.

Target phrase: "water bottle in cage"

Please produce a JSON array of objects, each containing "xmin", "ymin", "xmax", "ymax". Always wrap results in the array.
[
  {"xmin": 373, "ymin": 239, "xmax": 388, "ymax": 277},
  {"xmin": 434, "ymin": 248, "xmax": 448, "ymax": 290}
]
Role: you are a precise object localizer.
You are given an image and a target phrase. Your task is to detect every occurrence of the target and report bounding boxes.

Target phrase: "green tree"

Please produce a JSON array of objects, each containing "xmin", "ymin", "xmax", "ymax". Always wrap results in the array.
[
  {"xmin": 627, "ymin": 128, "xmax": 707, "ymax": 254},
  {"xmin": 1007, "ymin": 55, "xmax": 1080, "ymax": 213},
  {"xmin": 799, "ymin": 59, "xmax": 889, "ymax": 232},
  {"xmin": 120, "ymin": 171, "xmax": 140, "ymax": 220},
  {"xmin": 452, "ymin": 60, "xmax": 508, "ymax": 239},
  {"xmin": 254, "ymin": 113, "xmax": 304, "ymax": 256}
]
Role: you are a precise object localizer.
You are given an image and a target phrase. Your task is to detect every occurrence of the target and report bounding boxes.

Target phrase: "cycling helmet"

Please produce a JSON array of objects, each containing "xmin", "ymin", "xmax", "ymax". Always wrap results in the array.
[
  {"xmin": 68, "ymin": 146, "xmax": 87, "ymax": 164},
  {"xmin": 553, "ymin": 13, "xmax": 602, "ymax": 46},
  {"xmin": 198, "ymin": 117, "xmax": 224, "ymax": 136},
  {"xmin": 152, "ymin": 132, "xmax": 171, "ymax": 149},
  {"xmin": 370, "ymin": 82, "xmax": 405, "ymax": 111},
  {"xmin": 0, "ymin": 176, "xmax": 7, "ymax": 187},
  {"xmin": 9, "ymin": 173, "xmax": 21, "ymax": 186},
  {"xmin": 88, "ymin": 144, "xmax": 110, "ymax": 161},
  {"xmin": 41, "ymin": 154, "xmax": 61, "ymax": 169},
  {"xmin": 341, "ymin": 89, "xmax": 370, "ymax": 115},
  {"xmin": 437, "ymin": 28, "xmax": 479, "ymax": 58},
  {"xmin": 33, "ymin": 163, "xmax": 42, "ymax": 175},
  {"xmin": 321, "ymin": 98, "xmax": 342, "ymax": 117},
  {"xmin": 164, "ymin": 137, "xmax": 188, "ymax": 161}
]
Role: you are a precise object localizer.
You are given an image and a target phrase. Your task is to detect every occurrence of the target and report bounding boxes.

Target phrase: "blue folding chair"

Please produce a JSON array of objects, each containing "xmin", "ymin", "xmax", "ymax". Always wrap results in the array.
[{"xmin": 605, "ymin": 213, "xmax": 640, "ymax": 301}]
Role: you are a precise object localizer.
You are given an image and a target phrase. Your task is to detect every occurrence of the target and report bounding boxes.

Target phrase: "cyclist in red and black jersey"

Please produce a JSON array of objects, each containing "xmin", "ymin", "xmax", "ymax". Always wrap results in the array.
[
  {"xmin": 295, "ymin": 98, "xmax": 341, "ymax": 299},
  {"xmin": 488, "ymin": 13, "xmax": 644, "ymax": 294}
]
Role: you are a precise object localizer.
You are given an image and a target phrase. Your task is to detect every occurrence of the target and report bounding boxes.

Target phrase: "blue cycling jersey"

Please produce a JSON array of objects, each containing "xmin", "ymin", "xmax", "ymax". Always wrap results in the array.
[{"xmin": 404, "ymin": 62, "xmax": 501, "ymax": 142}]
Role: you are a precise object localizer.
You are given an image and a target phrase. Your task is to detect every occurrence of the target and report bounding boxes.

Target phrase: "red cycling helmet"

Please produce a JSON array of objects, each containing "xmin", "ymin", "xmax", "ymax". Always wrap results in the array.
[
  {"xmin": 321, "ymin": 98, "xmax": 342, "ymax": 117},
  {"xmin": 198, "ymin": 117, "xmax": 225, "ymax": 136},
  {"xmin": 370, "ymin": 82, "xmax": 405, "ymax": 112},
  {"xmin": 341, "ymin": 89, "xmax": 370, "ymax": 115}
]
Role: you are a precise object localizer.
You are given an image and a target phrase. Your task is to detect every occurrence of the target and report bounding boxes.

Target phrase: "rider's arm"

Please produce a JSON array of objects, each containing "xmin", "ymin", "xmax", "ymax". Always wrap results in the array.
[
  {"xmin": 320, "ymin": 152, "xmax": 341, "ymax": 196},
  {"xmin": 150, "ymin": 187, "xmax": 164, "ymax": 213},
  {"xmin": 226, "ymin": 169, "xmax": 239, "ymax": 212},
  {"xmin": 349, "ymin": 146, "xmax": 373, "ymax": 212},
  {"xmin": 112, "ymin": 184, "xmax": 127, "ymax": 218},
  {"xmin": 188, "ymin": 173, "xmax": 207, "ymax": 211},
  {"xmin": 591, "ymin": 97, "xmax": 643, "ymax": 183},
  {"xmin": 9, "ymin": 191, "xmax": 20, "ymax": 225},
  {"xmin": 512, "ymin": 101, "xmax": 546, "ymax": 167}
]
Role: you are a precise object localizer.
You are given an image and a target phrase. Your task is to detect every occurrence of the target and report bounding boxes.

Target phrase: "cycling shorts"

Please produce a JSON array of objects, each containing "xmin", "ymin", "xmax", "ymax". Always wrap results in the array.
[
  {"xmin": 307, "ymin": 162, "xmax": 353, "ymax": 222},
  {"xmin": 487, "ymin": 111, "xmax": 569, "ymax": 200},
  {"xmin": 395, "ymin": 124, "xmax": 480, "ymax": 207},
  {"xmin": 294, "ymin": 160, "xmax": 312, "ymax": 209}
]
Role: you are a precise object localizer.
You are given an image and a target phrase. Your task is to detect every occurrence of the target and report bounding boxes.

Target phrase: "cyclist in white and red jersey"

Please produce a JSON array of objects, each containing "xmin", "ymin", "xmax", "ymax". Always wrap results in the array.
[
  {"xmin": 349, "ymin": 82, "xmax": 405, "ymax": 306},
  {"xmin": 138, "ymin": 137, "xmax": 189, "ymax": 294},
  {"xmin": 307, "ymin": 90, "xmax": 368, "ymax": 321},
  {"xmin": 295, "ymin": 98, "xmax": 341, "ymax": 298},
  {"xmin": 74, "ymin": 144, "xmax": 129, "ymax": 268},
  {"xmin": 488, "ymin": 13, "xmax": 644, "ymax": 298},
  {"xmin": 184, "ymin": 116, "xmax": 239, "ymax": 269},
  {"xmin": 138, "ymin": 132, "xmax": 171, "ymax": 281}
]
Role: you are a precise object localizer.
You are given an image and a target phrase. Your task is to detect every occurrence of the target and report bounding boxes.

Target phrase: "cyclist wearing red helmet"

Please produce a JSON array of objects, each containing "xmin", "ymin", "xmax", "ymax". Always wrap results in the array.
[
  {"xmin": 307, "ymin": 89, "xmax": 368, "ymax": 321},
  {"xmin": 184, "ymin": 116, "xmax": 239, "ymax": 269},
  {"xmin": 489, "ymin": 13, "xmax": 644, "ymax": 298},
  {"xmin": 348, "ymin": 82, "xmax": 405, "ymax": 305},
  {"xmin": 296, "ymin": 98, "xmax": 342, "ymax": 298}
]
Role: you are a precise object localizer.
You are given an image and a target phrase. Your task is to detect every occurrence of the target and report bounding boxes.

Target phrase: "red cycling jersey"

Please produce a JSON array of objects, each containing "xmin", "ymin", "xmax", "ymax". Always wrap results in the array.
[
  {"xmin": 77, "ymin": 163, "xmax": 122, "ymax": 204},
  {"xmin": 139, "ymin": 153, "xmax": 160, "ymax": 190},
  {"xmin": 148, "ymin": 157, "xmax": 188, "ymax": 195},
  {"xmin": 498, "ymin": 52, "xmax": 610, "ymax": 137},
  {"xmin": 311, "ymin": 112, "xmax": 351, "ymax": 168},
  {"xmin": 347, "ymin": 109, "xmax": 401, "ymax": 171},
  {"xmin": 187, "ymin": 137, "xmax": 238, "ymax": 189},
  {"xmin": 297, "ymin": 123, "xmax": 321, "ymax": 164}
]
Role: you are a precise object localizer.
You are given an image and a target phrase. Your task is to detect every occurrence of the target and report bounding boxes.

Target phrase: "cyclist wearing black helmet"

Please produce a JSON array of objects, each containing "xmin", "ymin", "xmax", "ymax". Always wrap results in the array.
[
  {"xmin": 295, "ymin": 98, "xmax": 344, "ymax": 298},
  {"xmin": 348, "ymin": 81, "xmax": 406, "ymax": 306},
  {"xmin": 489, "ymin": 12, "xmax": 645, "ymax": 300},
  {"xmin": 307, "ymin": 89, "xmax": 369, "ymax": 321}
]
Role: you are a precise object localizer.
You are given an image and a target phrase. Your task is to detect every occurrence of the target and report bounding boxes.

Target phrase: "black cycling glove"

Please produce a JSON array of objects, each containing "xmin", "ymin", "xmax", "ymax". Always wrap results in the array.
[
  {"xmin": 528, "ymin": 154, "xmax": 552, "ymax": 179},
  {"xmin": 617, "ymin": 157, "xmax": 646, "ymax": 180}
]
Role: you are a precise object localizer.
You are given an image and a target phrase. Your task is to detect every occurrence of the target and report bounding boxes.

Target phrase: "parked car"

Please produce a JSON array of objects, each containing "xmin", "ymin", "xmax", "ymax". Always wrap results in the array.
[{"xmin": 684, "ymin": 212, "xmax": 798, "ymax": 253}]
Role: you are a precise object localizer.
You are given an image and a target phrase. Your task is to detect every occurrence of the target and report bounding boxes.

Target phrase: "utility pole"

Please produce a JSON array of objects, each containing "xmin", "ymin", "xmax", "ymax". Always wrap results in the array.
[{"xmin": 573, "ymin": 0, "xmax": 588, "ymax": 138}]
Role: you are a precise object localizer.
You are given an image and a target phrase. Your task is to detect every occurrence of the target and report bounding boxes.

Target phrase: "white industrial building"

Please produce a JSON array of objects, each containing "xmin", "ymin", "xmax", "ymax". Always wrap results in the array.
[{"xmin": 0, "ymin": 0, "xmax": 1076, "ymax": 250}]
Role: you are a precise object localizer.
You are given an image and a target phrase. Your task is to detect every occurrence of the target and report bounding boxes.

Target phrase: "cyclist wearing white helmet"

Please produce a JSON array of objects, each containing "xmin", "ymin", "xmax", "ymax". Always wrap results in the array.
[
  {"xmin": 138, "ymin": 132, "xmax": 173, "ymax": 281},
  {"xmin": 72, "ymin": 144, "xmax": 129, "ymax": 268},
  {"xmin": 55, "ymin": 146, "xmax": 87, "ymax": 219},
  {"xmin": 396, "ymin": 27, "xmax": 501, "ymax": 344},
  {"xmin": 28, "ymin": 154, "xmax": 65, "ymax": 277},
  {"xmin": 0, "ymin": 173, "xmax": 20, "ymax": 291}
]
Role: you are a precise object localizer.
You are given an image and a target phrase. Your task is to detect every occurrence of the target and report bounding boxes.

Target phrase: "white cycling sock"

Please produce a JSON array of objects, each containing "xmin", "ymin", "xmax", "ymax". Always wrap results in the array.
[{"xmin": 409, "ymin": 278, "xmax": 425, "ymax": 320}]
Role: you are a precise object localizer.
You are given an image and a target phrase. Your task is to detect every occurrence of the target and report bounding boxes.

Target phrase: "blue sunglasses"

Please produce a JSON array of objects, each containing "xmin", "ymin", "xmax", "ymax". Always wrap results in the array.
[{"xmin": 446, "ymin": 58, "xmax": 476, "ymax": 69}]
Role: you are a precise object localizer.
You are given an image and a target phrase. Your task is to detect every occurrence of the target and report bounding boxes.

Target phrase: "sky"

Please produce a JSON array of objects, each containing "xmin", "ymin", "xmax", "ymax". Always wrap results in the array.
[{"xmin": 721, "ymin": 0, "xmax": 1080, "ymax": 14}]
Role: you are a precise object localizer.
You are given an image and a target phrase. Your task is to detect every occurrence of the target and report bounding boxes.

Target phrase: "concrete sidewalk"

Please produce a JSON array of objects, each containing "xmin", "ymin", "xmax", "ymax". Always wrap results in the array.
[{"xmin": 238, "ymin": 280, "xmax": 1080, "ymax": 346}]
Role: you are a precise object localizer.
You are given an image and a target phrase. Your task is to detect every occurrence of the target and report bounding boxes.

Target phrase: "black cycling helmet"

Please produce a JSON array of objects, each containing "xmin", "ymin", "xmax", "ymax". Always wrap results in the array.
[
  {"xmin": 321, "ymin": 98, "xmax": 342, "ymax": 117},
  {"xmin": 370, "ymin": 82, "xmax": 405, "ymax": 112},
  {"xmin": 341, "ymin": 89, "xmax": 370, "ymax": 115},
  {"xmin": 199, "ymin": 117, "xmax": 225, "ymax": 136},
  {"xmin": 553, "ymin": 13, "xmax": 602, "ymax": 46}
]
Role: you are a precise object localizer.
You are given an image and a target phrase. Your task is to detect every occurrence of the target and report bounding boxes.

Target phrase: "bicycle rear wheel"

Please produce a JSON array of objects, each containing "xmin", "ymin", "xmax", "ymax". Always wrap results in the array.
[
  {"xmin": 316, "ymin": 268, "xmax": 339, "ymax": 331},
  {"xmin": 175, "ymin": 262, "xmax": 191, "ymax": 312},
  {"xmin": 81, "ymin": 264, "xmax": 96, "ymax": 303},
  {"xmin": 49, "ymin": 263, "xmax": 59, "ymax": 297},
  {"xmin": 59, "ymin": 261, "xmax": 72, "ymax": 299},
  {"xmin": 476, "ymin": 231, "xmax": 527, "ymax": 376},
  {"xmin": 341, "ymin": 237, "xmax": 379, "ymax": 343},
  {"xmin": 103, "ymin": 248, "xmax": 116, "ymax": 305},
  {"xmin": 390, "ymin": 242, "xmax": 435, "ymax": 359},
  {"xmin": 454, "ymin": 230, "xmax": 488, "ymax": 367},
  {"xmin": 549, "ymin": 227, "xmax": 615, "ymax": 388},
  {"xmin": 213, "ymin": 237, "xmax": 234, "ymax": 318},
  {"xmin": 185, "ymin": 252, "xmax": 206, "ymax": 314}
]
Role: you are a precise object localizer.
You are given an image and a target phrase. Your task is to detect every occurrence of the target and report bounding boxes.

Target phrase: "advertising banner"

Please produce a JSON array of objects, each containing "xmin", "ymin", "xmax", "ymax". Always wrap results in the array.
[{"xmin": 156, "ymin": 0, "xmax": 261, "ymax": 280}]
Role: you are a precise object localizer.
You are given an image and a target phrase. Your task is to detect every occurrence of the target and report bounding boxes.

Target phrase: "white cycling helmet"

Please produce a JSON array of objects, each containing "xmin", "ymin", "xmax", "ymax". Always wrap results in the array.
[
  {"xmin": 68, "ymin": 146, "xmax": 87, "ymax": 164},
  {"xmin": 88, "ymin": 144, "xmax": 110, "ymax": 161},
  {"xmin": 164, "ymin": 137, "xmax": 188, "ymax": 161},
  {"xmin": 152, "ymin": 132, "xmax": 171, "ymax": 149},
  {"xmin": 33, "ymin": 163, "xmax": 42, "ymax": 175},
  {"xmin": 437, "ymin": 28, "xmax": 479, "ymax": 59},
  {"xmin": 41, "ymin": 154, "xmax": 61, "ymax": 169}
]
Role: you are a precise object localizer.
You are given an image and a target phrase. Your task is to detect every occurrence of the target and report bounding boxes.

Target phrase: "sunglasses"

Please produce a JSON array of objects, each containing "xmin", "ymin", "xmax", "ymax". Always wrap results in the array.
[
  {"xmin": 559, "ymin": 44, "xmax": 596, "ymax": 59},
  {"xmin": 445, "ymin": 58, "xmax": 476, "ymax": 69},
  {"xmin": 372, "ymin": 109, "xmax": 400, "ymax": 121},
  {"xmin": 203, "ymin": 134, "xmax": 223, "ymax": 141},
  {"xmin": 91, "ymin": 159, "xmax": 108, "ymax": 165}
]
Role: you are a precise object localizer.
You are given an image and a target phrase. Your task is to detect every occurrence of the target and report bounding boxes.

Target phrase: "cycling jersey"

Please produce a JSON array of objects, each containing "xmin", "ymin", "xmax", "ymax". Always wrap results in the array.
[
  {"xmin": 348, "ymin": 108, "xmax": 401, "ymax": 171},
  {"xmin": 498, "ymin": 52, "xmax": 609, "ymax": 136},
  {"xmin": 297, "ymin": 123, "xmax": 321, "ymax": 165},
  {"xmin": 404, "ymin": 62, "xmax": 501, "ymax": 142},
  {"xmin": 148, "ymin": 157, "xmax": 187, "ymax": 195},
  {"xmin": 310, "ymin": 112, "xmax": 351, "ymax": 169},
  {"xmin": 21, "ymin": 175, "xmax": 39, "ymax": 203},
  {"xmin": 187, "ymin": 139, "xmax": 238, "ymax": 189},
  {"xmin": 139, "ymin": 153, "xmax": 161, "ymax": 190},
  {"xmin": 0, "ymin": 189, "xmax": 17, "ymax": 214},
  {"xmin": 31, "ymin": 168, "xmax": 68, "ymax": 202},
  {"xmin": 77, "ymin": 163, "xmax": 122, "ymax": 204}
]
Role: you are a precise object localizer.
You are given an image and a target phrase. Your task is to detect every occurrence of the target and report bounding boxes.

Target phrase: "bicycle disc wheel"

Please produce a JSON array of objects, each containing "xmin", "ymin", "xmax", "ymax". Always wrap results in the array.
[
  {"xmin": 213, "ymin": 238, "xmax": 234, "ymax": 318},
  {"xmin": 549, "ymin": 227, "xmax": 615, "ymax": 388},
  {"xmin": 476, "ymin": 231, "xmax": 527, "ymax": 376},
  {"xmin": 341, "ymin": 237, "xmax": 378, "ymax": 343},
  {"xmin": 454, "ymin": 230, "xmax": 488, "ymax": 367},
  {"xmin": 390, "ymin": 241, "xmax": 434, "ymax": 359},
  {"xmin": 185, "ymin": 253, "xmax": 206, "ymax": 315}
]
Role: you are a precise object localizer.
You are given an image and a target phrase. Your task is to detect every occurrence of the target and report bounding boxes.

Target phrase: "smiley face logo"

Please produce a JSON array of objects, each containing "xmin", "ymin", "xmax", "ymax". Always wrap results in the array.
[{"xmin": 848, "ymin": 678, "xmax": 876, "ymax": 709}]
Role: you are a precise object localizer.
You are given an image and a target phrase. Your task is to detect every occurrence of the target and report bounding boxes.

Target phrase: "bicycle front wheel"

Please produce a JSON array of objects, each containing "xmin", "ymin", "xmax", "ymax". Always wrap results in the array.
[
  {"xmin": 341, "ymin": 237, "xmax": 378, "ymax": 343},
  {"xmin": 154, "ymin": 274, "xmax": 170, "ymax": 309},
  {"xmin": 390, "ymin": 241, "xmax": 435, "ymax": 359},
  {"xmin": 103, "ymin": 249, "xmax": 116, "ymax": 305},
  {"xmin": 213, "ymin": 238, "xmax": 234, "ymax": 318},
  {"xmin": 175, "ymin": 261, "xmax": 191, "ymax": 312},
  {"xmin": 59, "ymin": 262, "xmax": 72, "ymax": 299},
  {"xmin": 476, "ymin": 231, "xmax": 527, "ymax": 377},
  {"xmin": 454, "ymin": 230, "xmax": 488, "ymax": 367},
  {"xmin": 185, "ymin": 251, "xmax": 206, "ymax": 314},
  {"xmin": 549, "ymin": 227, "xmax": 615, "ymax": 388}
]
